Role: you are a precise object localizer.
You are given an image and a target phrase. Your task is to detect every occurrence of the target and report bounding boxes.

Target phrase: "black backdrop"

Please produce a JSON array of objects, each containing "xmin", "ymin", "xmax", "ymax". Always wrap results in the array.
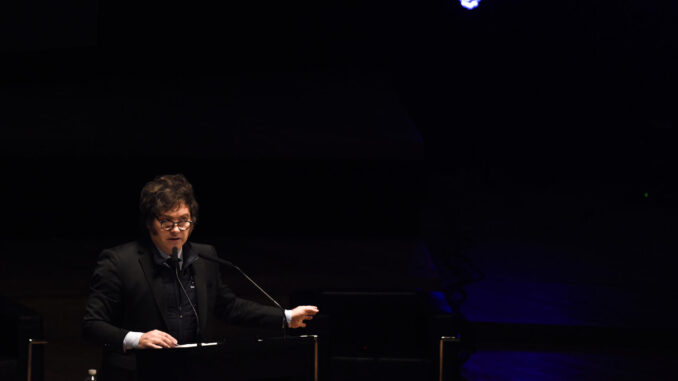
[{"xmin": 1, "ymin": 0, "xmax": 678, "ymax": 379}]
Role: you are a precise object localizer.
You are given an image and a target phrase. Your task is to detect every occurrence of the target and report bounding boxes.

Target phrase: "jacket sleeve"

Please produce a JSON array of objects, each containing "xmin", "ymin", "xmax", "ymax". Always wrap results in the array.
[
  {"xmin": 213, "ymin": 277, "xmax": 285, "ymax": 328},
  {"xmin": 207, "ymin": 247, "xmax": 284, "ymax": 328},
  {"xmin": 82, "ymin": 249, "xmax": 130, "ymax": 351}
]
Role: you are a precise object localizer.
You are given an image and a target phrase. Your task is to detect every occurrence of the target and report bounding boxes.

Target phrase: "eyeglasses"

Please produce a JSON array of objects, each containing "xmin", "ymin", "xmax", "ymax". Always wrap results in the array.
[{"xmin": 157, "ymin": 218, "xmax": 194, "ymax": 231}]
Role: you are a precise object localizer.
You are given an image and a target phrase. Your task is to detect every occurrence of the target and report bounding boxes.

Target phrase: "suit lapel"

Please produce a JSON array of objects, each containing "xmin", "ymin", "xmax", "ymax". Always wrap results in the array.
[{"xmin": 138, "ymin": 246, "xmax": 171, "ymax": 329}]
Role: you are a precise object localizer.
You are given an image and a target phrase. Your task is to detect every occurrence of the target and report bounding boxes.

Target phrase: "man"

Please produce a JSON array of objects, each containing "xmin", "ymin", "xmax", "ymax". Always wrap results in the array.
[{"xmin": 83, "ymin": 174, "xmax": 319, "ymax": 380}]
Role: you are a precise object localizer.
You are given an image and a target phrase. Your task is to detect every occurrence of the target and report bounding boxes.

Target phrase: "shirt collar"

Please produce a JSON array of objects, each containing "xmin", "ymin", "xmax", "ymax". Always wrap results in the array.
[
  {"xmin": 155, "ymin": 245, "xmax": 183, "ymax": 260},
  {"xmin": 150, "ymin": 242, "xmax": 198, "ymax": 270}
]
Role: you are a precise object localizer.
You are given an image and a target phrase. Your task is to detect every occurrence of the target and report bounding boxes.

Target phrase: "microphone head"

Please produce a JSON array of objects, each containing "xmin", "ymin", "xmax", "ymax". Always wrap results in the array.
[{"xmin": 168, "ymin": 247, "xmax": 181, "ymax": 270}]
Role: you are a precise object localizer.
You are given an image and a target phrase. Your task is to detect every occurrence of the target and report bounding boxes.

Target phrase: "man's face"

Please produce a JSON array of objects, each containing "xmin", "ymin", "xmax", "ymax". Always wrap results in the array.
[{"xmin": 148, "ymin": 203, "xmax": 192, "ymax": 255}]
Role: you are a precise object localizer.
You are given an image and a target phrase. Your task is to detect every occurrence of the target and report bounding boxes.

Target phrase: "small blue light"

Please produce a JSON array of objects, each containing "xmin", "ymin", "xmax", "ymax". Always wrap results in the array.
[{"xmin": 460, "ymin": 0, "xmax": 480, "ymax": 10}]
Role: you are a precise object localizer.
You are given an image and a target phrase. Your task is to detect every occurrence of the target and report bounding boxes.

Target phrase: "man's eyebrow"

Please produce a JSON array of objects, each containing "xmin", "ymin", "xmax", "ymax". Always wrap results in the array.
[{"xmin": 158, "ymin": 214, "xmax": 191, "ymax": 220}]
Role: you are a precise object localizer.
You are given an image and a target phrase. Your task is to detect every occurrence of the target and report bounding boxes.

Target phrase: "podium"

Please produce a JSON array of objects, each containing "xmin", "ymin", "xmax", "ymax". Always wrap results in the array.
[{"xmin": 137, "ymin": 335, "xmax": 318, "ymax": 381}]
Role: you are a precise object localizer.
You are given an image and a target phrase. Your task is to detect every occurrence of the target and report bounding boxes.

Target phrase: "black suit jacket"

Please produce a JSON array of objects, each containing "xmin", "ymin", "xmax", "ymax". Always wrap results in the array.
[{"xmin": 83, "ymin": 240, "xmax": 283, "ymax": 377}]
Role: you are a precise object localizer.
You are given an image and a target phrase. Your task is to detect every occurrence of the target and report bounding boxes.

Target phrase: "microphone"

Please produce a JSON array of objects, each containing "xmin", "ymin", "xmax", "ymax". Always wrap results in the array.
[
  {"xmin": 168, "ymin": 247, "xmax": 181, "ymax": 269},
  {"xmin": 197, "ymin": 252, "xmax": 287, "ymax": 337},
  {"xmin": 171, "ymin": 247, "xmax": 202, "ymax": 345}
]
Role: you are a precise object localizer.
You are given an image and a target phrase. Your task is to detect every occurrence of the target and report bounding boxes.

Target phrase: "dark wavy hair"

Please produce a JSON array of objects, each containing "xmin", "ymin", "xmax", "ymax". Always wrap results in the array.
[{"xmin": 139, "ymin": 174, "xmax": 199, "ymax": 229}]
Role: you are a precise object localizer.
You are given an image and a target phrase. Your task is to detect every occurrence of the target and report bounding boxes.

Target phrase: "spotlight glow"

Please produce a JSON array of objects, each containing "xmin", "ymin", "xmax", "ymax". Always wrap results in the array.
[{"xmin": 460, "ymin": 0, "xmax": 480, "ymax": 10}]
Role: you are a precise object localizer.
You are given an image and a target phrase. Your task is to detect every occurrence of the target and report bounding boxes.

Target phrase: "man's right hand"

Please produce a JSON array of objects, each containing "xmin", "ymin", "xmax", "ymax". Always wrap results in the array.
[{"xmin": 138, "ymin": 330, "xmax": 178, "ymax": 349}]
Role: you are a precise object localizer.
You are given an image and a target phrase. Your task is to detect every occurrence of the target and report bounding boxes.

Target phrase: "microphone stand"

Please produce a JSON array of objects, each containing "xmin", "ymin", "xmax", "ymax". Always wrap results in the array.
[
  {"xmin": 170, "ymin": 248, "xmax": 202, "ymax": 346},
  {"xmin": 198, "ymin": 253, "xmax": 288, "ymax": 338}
]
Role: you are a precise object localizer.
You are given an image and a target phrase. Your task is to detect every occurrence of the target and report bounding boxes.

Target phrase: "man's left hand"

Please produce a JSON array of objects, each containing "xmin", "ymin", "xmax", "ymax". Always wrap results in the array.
[{"xmin": 288, "ymin": 305, "xmax": 319, "ymax": 328}]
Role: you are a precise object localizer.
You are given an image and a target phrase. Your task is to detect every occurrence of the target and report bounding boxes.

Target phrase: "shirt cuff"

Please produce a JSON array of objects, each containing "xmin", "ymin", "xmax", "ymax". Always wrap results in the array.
[
  {"xmin": 284, "ymin": 309, "xmax": 293, "ymax": 325},
  {"xmin": 123, "ymin": 331, "xmax": 143, "ymax": 351}
]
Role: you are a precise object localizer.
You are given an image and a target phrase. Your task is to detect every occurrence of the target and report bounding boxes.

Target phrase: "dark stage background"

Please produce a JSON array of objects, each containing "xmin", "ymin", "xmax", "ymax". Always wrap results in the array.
[{"xmin": 1, "ymin": 0, "xmax": 677, "ymax": 380}]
